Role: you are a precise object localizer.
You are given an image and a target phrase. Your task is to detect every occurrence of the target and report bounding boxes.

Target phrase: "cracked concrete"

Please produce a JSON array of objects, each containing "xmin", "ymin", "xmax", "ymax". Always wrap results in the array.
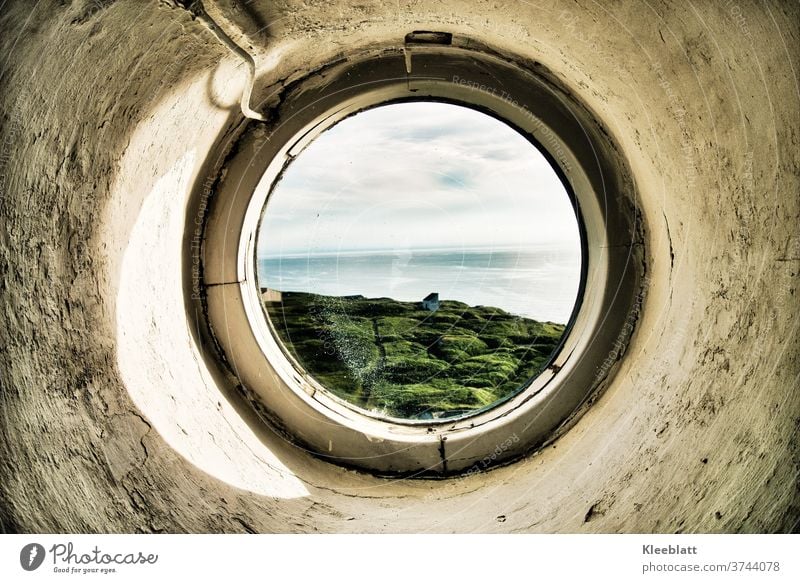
[{"xmin": 0, "ymin": 0, "xmax": 798, "ymax": 533}]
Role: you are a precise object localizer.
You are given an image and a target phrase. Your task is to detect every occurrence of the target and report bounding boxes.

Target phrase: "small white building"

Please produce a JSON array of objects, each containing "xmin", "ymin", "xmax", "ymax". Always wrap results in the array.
[{"xmin": 422, "ymin": 292, "xmax": 439, "ymax": 311}]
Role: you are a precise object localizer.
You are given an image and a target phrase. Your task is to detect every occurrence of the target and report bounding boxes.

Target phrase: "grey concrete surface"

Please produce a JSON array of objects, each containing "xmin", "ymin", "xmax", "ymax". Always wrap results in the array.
[{"xmin": 0, "ymin": 0, "xmax": 797, "ymax": 533}]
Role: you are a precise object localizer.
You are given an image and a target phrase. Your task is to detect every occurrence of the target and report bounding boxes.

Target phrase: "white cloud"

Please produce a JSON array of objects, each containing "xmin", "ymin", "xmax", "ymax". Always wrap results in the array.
[{"xmin": 258, "ymin": 101, "xmax": 580, "ymax": 255}]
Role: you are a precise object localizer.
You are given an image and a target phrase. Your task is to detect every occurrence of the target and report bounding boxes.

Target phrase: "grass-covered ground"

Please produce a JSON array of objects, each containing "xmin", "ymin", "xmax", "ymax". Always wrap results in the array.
[{"xmin": 264, "ymin": 292, "xmax": 565, "ymax": 420}]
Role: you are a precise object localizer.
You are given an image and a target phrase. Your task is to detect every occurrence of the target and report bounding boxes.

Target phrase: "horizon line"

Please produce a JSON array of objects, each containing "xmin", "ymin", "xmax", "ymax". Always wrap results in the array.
[{"xmin": 258, "ymin": 241, "xmax": 580, "ymax": 259}]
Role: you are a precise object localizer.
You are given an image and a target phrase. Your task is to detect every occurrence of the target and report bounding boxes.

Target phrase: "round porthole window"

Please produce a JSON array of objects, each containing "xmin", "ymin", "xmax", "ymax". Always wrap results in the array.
[
  {"xmin": 198, "ymin": 44, "xmax": 644, "ymax": 475},
  {"xmin": 256, "ymin": 101, "xmax": 583, "ymax": 422}
]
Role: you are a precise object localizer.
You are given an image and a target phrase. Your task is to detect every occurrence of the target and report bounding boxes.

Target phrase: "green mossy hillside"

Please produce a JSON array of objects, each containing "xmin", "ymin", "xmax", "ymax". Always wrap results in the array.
[{"xmin": 265, "ymin": 292, "xmax": 565, "ymax": 419}]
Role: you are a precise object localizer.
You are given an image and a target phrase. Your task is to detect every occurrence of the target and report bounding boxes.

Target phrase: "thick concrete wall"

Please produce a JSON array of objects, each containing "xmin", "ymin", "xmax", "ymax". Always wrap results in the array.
[{"xmin": 0, "ymin": 0, "xmax": 797, "ymax": 533}]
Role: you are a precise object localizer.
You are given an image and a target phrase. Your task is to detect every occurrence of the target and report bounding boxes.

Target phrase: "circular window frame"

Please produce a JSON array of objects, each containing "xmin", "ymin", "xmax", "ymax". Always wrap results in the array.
[
  {"xmin": 254, "ymin": 97, "xmax": 588, "ymax": 426},
  {"xmin": 199, "ymin": 43, "xmax": 645, "ymax": 476}
]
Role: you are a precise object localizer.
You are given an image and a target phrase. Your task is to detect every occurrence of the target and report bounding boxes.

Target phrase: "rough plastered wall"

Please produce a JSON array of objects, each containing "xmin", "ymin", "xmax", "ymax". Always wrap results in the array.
[{"xmin": 0, "ymin": 0, "xmax": 798, "ymax": 533}]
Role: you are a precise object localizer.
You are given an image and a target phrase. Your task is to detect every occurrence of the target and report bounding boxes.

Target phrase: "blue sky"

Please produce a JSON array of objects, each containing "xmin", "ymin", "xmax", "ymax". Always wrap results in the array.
[{"xmin": 257, "ymin": 101, "xmax": 580, "ymax": 257}]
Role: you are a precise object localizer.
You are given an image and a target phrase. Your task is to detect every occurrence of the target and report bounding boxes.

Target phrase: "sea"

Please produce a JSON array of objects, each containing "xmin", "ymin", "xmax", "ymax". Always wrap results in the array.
[{"xmin": 258, "ymin": 246, "xmax": 581, "ymax": 324}]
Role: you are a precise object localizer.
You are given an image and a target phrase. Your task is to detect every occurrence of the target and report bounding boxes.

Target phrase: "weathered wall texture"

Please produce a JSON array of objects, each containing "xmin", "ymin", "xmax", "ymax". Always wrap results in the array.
[{"xmin": 0, "ymin": 0, "xmax": 798, "ymax": 533}]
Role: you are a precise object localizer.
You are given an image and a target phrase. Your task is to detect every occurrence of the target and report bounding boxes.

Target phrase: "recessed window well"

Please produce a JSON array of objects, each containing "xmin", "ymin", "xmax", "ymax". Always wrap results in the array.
[
  {"xmin": 256, "ymin": 102, "xmax": 582, "ymax": 421},
  {"xmin": 199, "ymin": 47, "xmax": 643, "ymax": 475}
]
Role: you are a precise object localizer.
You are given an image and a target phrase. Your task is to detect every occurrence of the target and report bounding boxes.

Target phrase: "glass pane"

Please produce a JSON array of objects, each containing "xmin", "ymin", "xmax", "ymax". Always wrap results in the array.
[{"xmin": 257, "ymin": 101, "xmax": 582, "ymax": 421}]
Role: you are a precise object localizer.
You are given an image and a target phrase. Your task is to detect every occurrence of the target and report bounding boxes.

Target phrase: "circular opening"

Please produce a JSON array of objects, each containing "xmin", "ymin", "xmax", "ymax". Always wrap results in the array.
[
  {"xmin": 199, "ymin": 46, "xmax": 644, "ymax": 475},
  {"xmin": 255, "ymin": 101, "xmax": 583, "ymax": 422}
]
